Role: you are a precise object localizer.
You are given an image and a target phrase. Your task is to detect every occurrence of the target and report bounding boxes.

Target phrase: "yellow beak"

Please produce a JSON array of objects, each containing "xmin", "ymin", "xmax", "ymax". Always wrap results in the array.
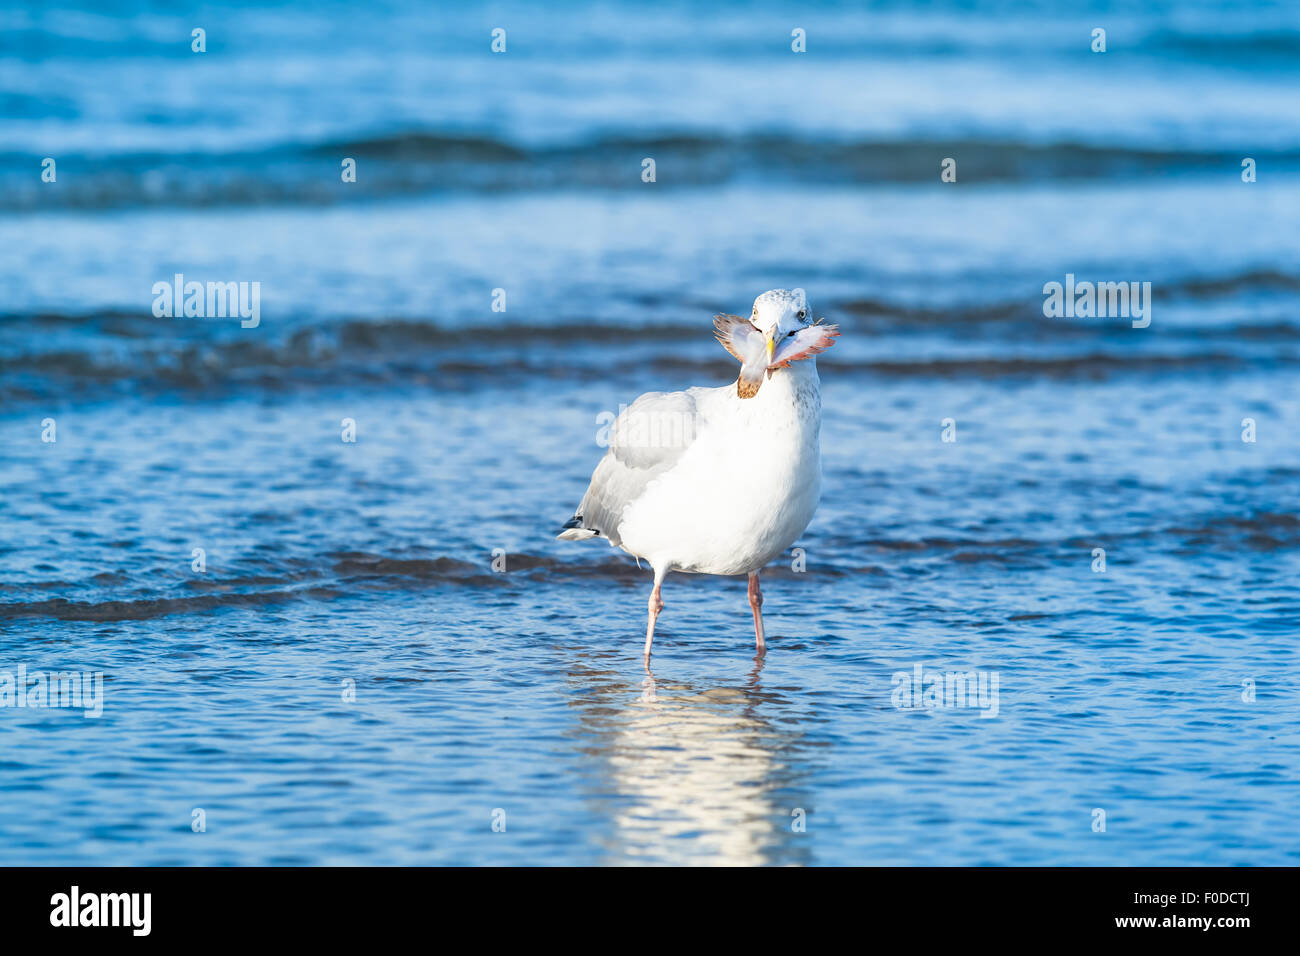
[{"xmin": 765, "ymin": 332, "xmax": 776, "ymax": 364}]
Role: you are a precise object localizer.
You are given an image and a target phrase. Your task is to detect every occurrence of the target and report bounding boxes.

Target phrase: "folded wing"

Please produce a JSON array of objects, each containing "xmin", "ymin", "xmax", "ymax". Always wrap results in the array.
[{"xmin": 558, "ymin": 388, "xmax": 707, "ymax": 547}]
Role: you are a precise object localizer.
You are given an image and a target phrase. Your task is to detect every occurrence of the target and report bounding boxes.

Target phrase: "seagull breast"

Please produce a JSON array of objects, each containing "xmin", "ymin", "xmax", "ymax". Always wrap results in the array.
[{"xmin": 584, "ymin": 359, "xmax": 824, "ymax": 577}]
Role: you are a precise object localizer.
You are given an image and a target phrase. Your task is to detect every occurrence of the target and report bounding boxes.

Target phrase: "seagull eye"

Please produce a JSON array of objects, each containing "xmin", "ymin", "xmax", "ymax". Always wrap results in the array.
[{"xmin": 797, "ymin": 309, "xmax": 807, "ymax": 320}]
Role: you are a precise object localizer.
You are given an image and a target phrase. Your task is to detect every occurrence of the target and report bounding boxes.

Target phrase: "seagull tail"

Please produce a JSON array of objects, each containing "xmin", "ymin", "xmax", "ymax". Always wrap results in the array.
[{"xmin": 557, "ymin": 514, "xmax": 599, "ymax": 542}]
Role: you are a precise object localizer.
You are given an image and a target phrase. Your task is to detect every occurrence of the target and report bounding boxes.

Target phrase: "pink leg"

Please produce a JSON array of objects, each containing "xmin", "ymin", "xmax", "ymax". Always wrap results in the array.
[
  {"xmin": 748, "ymin": 571, "xmax": 766, "ymax": 655},
  {"xmin": 644, "ymin": 567, "xmax": 667, "ymax": 660}
]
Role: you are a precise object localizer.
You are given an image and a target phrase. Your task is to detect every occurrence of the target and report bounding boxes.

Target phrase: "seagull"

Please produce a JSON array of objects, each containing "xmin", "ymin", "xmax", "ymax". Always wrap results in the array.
[{"xmin": 558, "ymin": 289, "xmax": 839, "ymax": 659}]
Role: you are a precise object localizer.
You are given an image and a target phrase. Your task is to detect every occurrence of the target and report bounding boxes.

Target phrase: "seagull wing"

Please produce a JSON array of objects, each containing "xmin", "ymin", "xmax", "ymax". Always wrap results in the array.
[{"xmin": 559, "ymin": 388, "xmax": 706, "ymax": 547}]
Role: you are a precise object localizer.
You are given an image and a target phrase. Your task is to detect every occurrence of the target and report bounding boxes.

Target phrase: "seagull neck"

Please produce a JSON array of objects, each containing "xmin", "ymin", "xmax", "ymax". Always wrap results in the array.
[
  {"xmin": 752, "ymin": 358, "xmax": 820, "ymax": 412},
  {"xmin": 767, "ymin": 357, "xmax": 819, "ymax": 392}
]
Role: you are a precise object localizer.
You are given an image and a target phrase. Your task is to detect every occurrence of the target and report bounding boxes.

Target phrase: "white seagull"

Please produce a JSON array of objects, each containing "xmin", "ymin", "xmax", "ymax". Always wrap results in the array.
[{"xmin": 558, "ymin": 289, "xmax": 839, "ymax": 659}]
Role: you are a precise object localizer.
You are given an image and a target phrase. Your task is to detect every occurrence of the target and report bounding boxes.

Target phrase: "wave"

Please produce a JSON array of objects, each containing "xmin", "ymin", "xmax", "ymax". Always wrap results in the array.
[
  {"xmin": 1162, "ymin": 269, "xmax": 1300, "ymax": 299},
  {"xmin": 6, "ymin": 511, "xmax": 1297, "ymax": 621},
  {"xmin": 310, "ymin": 132, "xmax": 530, "ymax": 162},
  {"xmin": 1147, "ymin": 28, "xmax": 1300, "ymax": 63},
  {"xmin": 0, "ymin": 552, "xmax": 642, "ymax": 622},
  {"xmin": 9, "ymin": 264, "xmax": 1300, "ymax": 337},
  {"xmin": 5, "ymin": 132, "xmax": 1295, "ymax": 211},
  {"xmin": 0, "ymin": 344, "xmax": 1285, "ymax": 405},
  {"xmin": 839, "ymin": 270, "xmax": 1300, "ymax": 323},
  {"xmin": 656, "ymin": 351, "xmax": 1271, "ymax": 380},
  {"xmin": 4, "ymin": 289, "xmax": 1300, "ymax": 402}
]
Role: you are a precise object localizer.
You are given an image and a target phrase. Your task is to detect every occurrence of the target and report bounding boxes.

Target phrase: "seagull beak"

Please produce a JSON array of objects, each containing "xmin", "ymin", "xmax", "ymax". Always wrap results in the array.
[{"xmin": 765, "ymin": 330, "xmax": 776, "ymax": 365}]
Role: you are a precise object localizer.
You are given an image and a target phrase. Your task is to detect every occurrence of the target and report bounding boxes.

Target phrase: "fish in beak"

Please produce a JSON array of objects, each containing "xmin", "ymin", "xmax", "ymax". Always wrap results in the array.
[{"xmin": 714, "ymin": 311, "xmax": 840, "ymax": 399}]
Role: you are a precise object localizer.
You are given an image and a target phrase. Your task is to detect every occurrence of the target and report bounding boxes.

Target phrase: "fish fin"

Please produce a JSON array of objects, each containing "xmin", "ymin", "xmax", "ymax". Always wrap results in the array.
[
  {"xmin": 714, "ymin": 313, "xmax": 764, "ymax": 365},
  {"xmin": 769, "ymin": 323, "xmax": 840, "ymax": 369}
]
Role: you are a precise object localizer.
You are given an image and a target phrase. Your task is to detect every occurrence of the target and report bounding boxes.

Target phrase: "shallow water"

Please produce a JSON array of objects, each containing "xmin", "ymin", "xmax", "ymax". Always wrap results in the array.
[{"xmin": 2, "ymin": 0, "xmax": 1299, "ymax": 865}]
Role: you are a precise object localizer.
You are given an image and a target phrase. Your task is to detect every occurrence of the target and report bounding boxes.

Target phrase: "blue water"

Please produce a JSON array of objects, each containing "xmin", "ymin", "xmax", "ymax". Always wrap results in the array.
[{"xmin": 2, "ymin": 0, "xmax": 1298, "ymax": 865}]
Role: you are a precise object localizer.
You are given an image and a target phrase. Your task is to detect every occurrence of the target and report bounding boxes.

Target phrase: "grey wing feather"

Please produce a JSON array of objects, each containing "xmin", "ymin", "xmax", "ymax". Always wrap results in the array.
[{"xmin": 560, "ymin": 388, "xmax": 706, "ymax": 547}]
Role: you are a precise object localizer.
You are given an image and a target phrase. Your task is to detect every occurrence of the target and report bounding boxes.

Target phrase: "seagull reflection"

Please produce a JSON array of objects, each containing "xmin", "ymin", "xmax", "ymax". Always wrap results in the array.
[{"xmin": 568, "ymin": 654, "xmax": 813, "ymax": 866}]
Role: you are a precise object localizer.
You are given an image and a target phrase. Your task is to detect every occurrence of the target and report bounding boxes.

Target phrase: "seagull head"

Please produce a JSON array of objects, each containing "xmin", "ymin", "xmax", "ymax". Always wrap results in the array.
[
  {"xmin": 750, "ymin": 288, "xmax": 811, "ymax": 365},
  {"xmin": 713, "ymin": 288, "xmax": 839, "ymax": 398}
]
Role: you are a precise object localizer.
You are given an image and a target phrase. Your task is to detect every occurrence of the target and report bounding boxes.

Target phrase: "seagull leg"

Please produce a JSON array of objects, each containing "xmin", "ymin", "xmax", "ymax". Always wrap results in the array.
[
  {"xmin": 748, "ymin": 571, "xmax": 766, "ymax": 656},
  {"xmin": 643, "ymin": 565, "xmax": 667, "ymax": 661}
]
